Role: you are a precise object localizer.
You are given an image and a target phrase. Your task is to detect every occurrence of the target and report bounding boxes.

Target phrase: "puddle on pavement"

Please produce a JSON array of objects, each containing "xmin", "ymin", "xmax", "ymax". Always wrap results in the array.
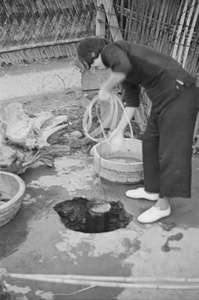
[
  {"xmin": 161, "ymin": 232, "xmax": 184, "ymax": 252},
  {"xmin": 54, "ymin": 197, "xmax": 133, "ymax": 233}
]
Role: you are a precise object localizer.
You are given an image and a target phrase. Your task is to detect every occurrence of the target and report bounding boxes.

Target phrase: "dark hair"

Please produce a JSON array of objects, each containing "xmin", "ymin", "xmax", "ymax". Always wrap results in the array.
[{"xmin": 77, "ymin": 37, "xmax": 109, "ymax": 69}]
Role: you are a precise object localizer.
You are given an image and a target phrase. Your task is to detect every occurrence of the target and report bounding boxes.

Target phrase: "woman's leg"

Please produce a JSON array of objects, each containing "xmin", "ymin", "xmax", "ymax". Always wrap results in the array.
[
  {"xmin": 138, "ymin": 84, "xmax": 199, "ymax": 223},
  {"xmin": 125, "ymin": 108, "xmax": 161, "ymax": 200},
  {"xmin": 126, "ymin": 84, "xmax": 199, "ymax": 222},
  {"xmin": 142, "ymin": 109, "xmax": 160, "ymax": 194},
  {"xmin": 158, "ymin": 84, "xmax": 198, "ymax": 198}
]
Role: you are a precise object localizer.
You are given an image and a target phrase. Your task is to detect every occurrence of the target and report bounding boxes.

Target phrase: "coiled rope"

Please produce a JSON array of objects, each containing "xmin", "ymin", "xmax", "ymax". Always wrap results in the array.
[{"xmin": 82, "ymin": 93, "xmax": 134, "ymax": 142}]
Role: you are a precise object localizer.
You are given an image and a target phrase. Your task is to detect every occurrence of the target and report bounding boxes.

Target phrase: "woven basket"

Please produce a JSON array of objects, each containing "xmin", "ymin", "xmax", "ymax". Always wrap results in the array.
[{"xmin": 0, "ymin": 171, "xmax": 26, "ymax": 227}]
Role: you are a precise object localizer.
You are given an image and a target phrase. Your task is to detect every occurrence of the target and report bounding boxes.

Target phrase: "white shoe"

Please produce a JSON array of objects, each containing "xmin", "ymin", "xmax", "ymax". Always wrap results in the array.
[
  {"xmin": 137, "ymin": 206, "xmax": 171, "ymax": 224},
  {"xmin": 125, "ymin": 187, "xmax": 159, "ymax": 201}
]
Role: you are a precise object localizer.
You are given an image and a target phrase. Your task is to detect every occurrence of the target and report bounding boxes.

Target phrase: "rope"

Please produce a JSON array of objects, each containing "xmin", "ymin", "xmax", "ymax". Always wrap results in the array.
[{"xmin": 82, "ymin": 93, "xmax": 134, "ymax": 142}]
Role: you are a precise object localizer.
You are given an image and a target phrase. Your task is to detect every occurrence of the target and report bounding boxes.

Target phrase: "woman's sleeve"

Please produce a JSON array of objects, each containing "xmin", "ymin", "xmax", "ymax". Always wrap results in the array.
[
  {"xmin": 102, "ymin": 44, "xmax": 132, "ymax": 74},
  {"xmin": 102, "ymin": 45, "xmax": 140, "ymax": 107}
]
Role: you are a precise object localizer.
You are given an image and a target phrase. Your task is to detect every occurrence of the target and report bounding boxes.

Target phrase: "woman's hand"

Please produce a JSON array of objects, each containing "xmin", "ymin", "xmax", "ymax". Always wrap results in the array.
[
  {"xmin": 109, "ymin": 128, "xmax": 122, "ymax": 139},
  {"xmin": 108, "ymin": 131, "xmax": 124, "ymax": 154},
  {"xmin": 98, "ymin": 88, "xmax": 111, "ymax": 101}
]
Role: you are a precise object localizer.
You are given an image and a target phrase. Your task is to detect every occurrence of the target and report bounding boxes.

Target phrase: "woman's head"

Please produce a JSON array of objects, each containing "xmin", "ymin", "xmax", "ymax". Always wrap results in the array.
[{"xmin": 77, "ymin": 38, "xmax": 109, "ymax": 69}]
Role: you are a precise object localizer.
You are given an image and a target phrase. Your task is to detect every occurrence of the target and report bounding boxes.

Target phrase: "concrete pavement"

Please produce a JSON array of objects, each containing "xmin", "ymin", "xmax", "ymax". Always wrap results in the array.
[
  {"xmin": 0, "ymin": 59, "xmax": 81, "ymax": 108},
  {"xmin": 0, "ymin": 60, "xmax": 199, "ymax": 300},
  {"xmin": 0, "ymin": 155, "xmax": 199, "ymax": 300}
]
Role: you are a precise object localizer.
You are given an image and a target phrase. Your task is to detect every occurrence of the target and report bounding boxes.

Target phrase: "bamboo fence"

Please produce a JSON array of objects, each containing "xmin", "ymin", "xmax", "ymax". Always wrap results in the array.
[
  {"xmin": 0, "ymin": 0, "xmax": 96, "ymax": 64},
  {"xmin": 98, "ymin": 0, "xmax": 199, "ymax": 77},
  {"xmin": 0, "ymin": 0, "xmax": 198, "ymax": 78}
]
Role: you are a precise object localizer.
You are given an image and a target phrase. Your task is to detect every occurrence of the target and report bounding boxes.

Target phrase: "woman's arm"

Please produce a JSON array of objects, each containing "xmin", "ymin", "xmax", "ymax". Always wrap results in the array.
[
  {"xmin": 102, "ymin": 71, "xmax": 126, "ymax": 90},
  {"xmin": 108, "ymin": 106, "xmax": 136, "ymax": 152},
  {"xmin": 98, "ymin": 71, "xmax": 137, "ymax": 136},
  {"xmin": 98, "ymin": 71, "xmax": 126, "ymax": 100},
  {"xmin": 110, "ymin": 106, "xmax": 136, "ymax": 138}
]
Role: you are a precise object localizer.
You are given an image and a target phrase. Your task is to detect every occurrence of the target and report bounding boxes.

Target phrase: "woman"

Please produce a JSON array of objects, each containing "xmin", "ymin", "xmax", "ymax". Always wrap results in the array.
[{"xmin": 77, "ymin": 37, "xmax": 199, "ymax": 223}]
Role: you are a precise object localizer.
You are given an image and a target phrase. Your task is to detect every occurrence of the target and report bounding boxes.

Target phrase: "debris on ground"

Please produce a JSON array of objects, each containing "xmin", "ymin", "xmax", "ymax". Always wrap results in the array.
[
  {"xmin": 1, "ymin": 102, "xmax": 69, "ymax": 149},
  {"xmin": 0, "ymin": 101, "xmax": 96, "ymax": 174}
]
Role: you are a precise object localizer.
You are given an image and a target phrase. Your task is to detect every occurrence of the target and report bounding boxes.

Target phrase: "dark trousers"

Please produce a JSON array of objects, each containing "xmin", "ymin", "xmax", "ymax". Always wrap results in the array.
[{"xmin": 143, "ymin": 83, "xmax": 199, "ymax": 198}]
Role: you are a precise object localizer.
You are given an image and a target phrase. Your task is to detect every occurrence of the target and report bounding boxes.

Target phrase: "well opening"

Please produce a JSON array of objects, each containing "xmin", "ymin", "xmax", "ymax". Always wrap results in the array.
[{"xmin": 54, "ymin": 197, "xmax": 133, "ymax": 234}]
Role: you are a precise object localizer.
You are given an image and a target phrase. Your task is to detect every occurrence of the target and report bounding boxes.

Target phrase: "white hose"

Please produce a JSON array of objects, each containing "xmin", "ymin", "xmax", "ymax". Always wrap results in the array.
[{"xmin": 82, "ymin": 93, "xmax": 134, "ymax": 143}]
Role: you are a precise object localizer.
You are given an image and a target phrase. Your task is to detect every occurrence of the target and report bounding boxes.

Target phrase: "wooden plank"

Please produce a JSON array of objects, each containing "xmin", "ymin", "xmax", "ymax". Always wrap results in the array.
[
  {"xmin": 98, "ymin": 0, "xmax": 123, "ymax": 41},
  {"xmin": 96, "ymin": 0, "xmax": 106, "ymax": 37}
]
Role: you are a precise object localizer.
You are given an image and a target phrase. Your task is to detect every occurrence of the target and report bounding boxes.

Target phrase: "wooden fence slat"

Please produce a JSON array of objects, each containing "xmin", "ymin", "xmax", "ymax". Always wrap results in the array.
[
  {"xmin": 132, "ymin": 0, "xmax": 140, "ymax": 42},
  {"xmin": 96, "ymin": 0, "xmax": 106, "ymax": 37},
  {"xmin": 158, "ymin": 0, "xmax": 169, "ymax": 52},
  {"xmin": 97, "ymin": 0, "xmax": 123, "ymax": 41},
  {"xmin": 154, "ymin": 0, "xmax": 163, "ymax": 48},
  {"xmin": 138, "ymin": 0, "xmax": 147, "ymax": 45},
  {"xmin": 172, "ymin": 0, "xmax": 188, "ymax": 60},
  {"xmin": 123, "ymin": 0, "xmax": 131, "ymax": 40},
  {"xmin": 142, "ymin": 0, "xmax": 152, "ymax": 46},
  {"xmin": 177, "ymin": 0, "xmax": 195, "ymax": 65},
  {"xmin": 182, "ymin": 0, "xmax": 199, "ymax": 68},
  {"xmin": 148, "ymin": 0, "xmax": 156, "ymax": 46},
  {"xmin": 120, "ymin": 0, "xmax": 124, "ymax": 32},
  {"xmin": 126, "ymin": 0, "xmax": 136, "ymax": 41}
]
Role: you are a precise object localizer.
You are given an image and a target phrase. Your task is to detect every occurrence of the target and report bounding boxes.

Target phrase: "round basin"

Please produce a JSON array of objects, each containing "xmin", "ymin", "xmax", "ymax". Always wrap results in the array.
[
  {"xmin": 92, "ymin": 138, "xmax": 143, "ymax": 184},
  {"xmin": 0, "ymin": 171, "xmax": 26, "ymax": 227}
]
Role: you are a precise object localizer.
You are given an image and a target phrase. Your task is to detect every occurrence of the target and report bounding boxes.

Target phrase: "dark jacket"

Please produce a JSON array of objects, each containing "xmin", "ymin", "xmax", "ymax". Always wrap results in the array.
[{"xmin": 101, "ymin": 41, "xmax": 196, "ymax": 112}]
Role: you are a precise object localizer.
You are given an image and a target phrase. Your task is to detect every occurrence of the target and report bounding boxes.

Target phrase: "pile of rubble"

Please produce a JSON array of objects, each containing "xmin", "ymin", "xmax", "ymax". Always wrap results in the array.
[{"xmin": 0, "ymin": 102, "xmax": 94, "ymax": 174}]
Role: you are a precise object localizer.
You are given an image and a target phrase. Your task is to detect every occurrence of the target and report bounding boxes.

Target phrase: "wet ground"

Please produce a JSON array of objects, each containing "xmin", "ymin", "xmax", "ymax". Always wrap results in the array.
[{"xmin": 0, "ymin": 60, "xmax": 199, "ymax": 300}]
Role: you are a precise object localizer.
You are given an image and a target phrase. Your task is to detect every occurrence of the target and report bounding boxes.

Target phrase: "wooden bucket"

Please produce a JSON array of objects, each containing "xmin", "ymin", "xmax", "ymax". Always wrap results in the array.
[
  {"xmin": 92, "ymin": 138, "xmax": 143, "ymax": 184},
  {"xmin": 0, "ymin": 171, "xmax": 26, "ymax": 227}
]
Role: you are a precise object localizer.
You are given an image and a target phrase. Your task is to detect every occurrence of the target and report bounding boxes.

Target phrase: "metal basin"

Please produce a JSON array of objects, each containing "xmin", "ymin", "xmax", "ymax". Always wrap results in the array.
[{"xmin": 0, "ymin": 171, "xmax": 26, "ymax": 227}]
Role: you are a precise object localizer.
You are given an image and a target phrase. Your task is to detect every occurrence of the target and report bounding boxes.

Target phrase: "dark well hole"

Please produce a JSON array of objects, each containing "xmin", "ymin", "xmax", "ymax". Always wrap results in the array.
[{"xmin": 54, "ymin": 197, "xmax": 133, "ymax": 233}]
